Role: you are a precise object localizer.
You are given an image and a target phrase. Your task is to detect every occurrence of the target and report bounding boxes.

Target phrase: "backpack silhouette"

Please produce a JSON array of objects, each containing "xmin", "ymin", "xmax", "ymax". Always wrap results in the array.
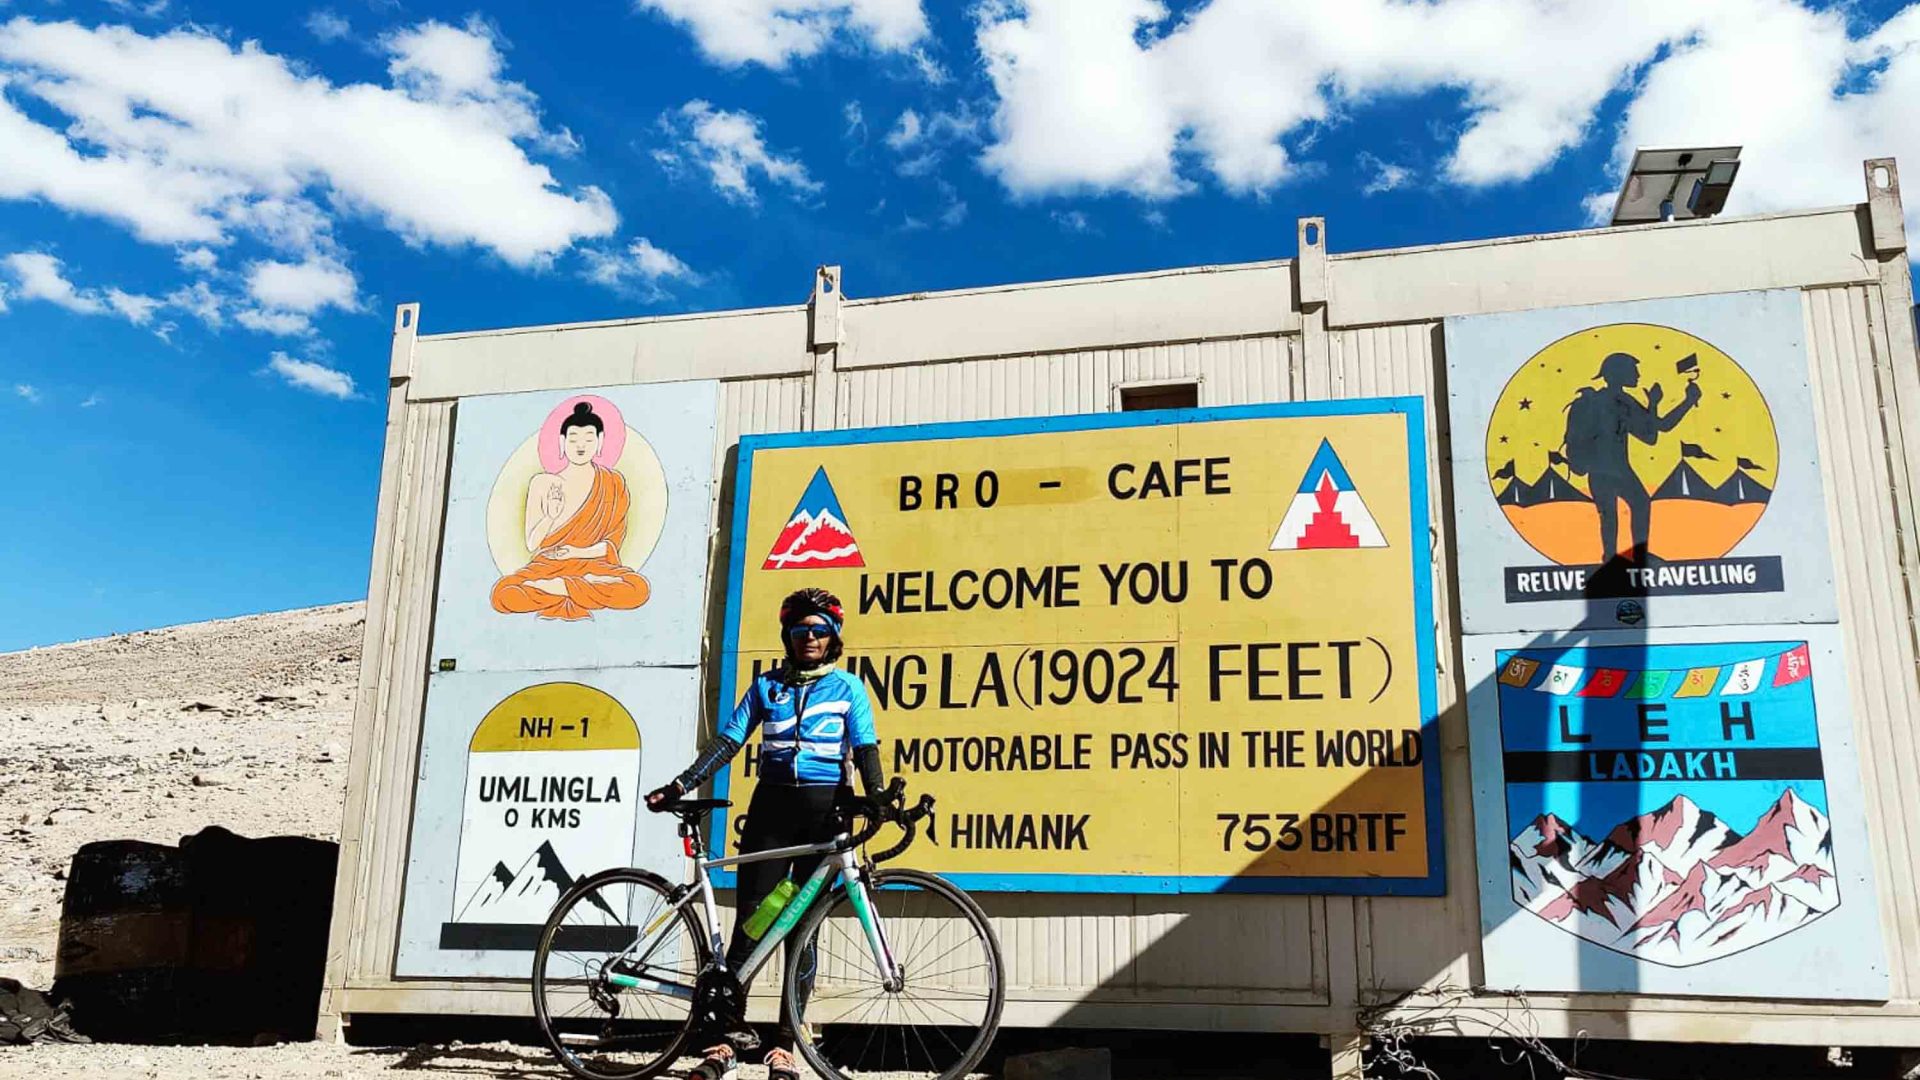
[{"xmin": 1560, "ymin": 388, "xmax": 1608, "ymax": 476}]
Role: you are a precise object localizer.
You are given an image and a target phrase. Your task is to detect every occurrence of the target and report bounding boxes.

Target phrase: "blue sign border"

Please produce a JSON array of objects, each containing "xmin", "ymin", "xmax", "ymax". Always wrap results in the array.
[{"xmin": 711, "ymin": 398, "xmax": 1444, "ymax": 896}]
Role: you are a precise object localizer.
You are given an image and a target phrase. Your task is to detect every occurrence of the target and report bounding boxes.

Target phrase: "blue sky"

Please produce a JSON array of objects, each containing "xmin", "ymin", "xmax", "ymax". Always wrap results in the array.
[{"xmin": 1, "ymin": 0, "xmax": 1916, "ymax": 650}]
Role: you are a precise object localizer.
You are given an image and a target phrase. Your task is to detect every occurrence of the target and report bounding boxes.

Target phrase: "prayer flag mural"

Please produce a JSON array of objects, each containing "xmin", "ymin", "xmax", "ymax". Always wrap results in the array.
[
  {"xmin": 1463, "ymin": 627, "xmax": 1885, "ymax": 998},
  {"xmin": 1444, "ymin": 290, "xmax": 1837, "ymax": 633}
]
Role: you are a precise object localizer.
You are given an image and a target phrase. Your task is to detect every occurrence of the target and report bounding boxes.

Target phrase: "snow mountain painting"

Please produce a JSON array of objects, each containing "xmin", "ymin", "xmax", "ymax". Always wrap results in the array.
[
  {"xmin": 764, "ymin": 466, "xmax": 865, "ymax": 569},
  {"xmin": 1509, "ymin": 790, "xmax": 1838, "ymax": 966},
  {"xmin": 1472, "ymin": 632, "xmax": 1886, "ymax": 999}
]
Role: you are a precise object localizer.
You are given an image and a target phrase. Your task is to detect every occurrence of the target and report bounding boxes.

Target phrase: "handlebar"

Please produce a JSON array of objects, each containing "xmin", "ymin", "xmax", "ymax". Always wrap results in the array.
[{"xmin": 845, "ymin": 778, "xmax": 934, "ymax": 864}]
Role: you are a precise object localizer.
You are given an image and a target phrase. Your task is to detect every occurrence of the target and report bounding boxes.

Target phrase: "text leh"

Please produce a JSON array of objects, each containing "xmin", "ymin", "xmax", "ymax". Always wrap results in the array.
[{"xmin": 1561, "ymin": 701, "xmax": 1757, "ymax": 780}]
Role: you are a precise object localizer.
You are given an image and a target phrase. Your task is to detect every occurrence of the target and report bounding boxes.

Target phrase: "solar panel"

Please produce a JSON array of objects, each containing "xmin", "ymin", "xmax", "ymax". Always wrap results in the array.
[{"xmin": 1609, "ymin": 146, "xmax": 1743, "ymax": 225}]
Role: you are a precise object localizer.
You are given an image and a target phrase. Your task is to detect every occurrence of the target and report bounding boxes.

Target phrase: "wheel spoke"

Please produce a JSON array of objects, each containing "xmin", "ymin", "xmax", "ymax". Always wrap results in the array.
[
  {"xmin": 790, "ymin": 873, "xmax": 1001, "ymax": 1080},
  {"xmin": 534, "ymin": 872, "xmax": 700, "ymax": 1080}
]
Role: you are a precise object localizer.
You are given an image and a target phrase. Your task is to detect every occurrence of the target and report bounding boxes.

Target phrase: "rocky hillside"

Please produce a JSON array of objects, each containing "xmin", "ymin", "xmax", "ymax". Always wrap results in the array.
[{"xmin": 0, "ymin": 603, "xmax": 364, "ymax": 990}]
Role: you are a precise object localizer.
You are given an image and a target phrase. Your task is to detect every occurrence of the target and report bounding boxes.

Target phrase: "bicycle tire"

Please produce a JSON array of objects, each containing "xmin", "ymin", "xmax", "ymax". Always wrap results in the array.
[
  {"xmin": 533, "ymin": 867, "xmax": 711, "ymax": 1080},
  {"xmin": 784, "ymin": 868, "xmax": 1005, "ymax": 1080}
]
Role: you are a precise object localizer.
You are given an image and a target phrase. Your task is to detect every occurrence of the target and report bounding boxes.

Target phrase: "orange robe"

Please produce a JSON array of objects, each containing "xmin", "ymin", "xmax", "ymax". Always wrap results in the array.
[{"xmin": 491, "ymin": 465, "xmax": 651, "ymax": 621}]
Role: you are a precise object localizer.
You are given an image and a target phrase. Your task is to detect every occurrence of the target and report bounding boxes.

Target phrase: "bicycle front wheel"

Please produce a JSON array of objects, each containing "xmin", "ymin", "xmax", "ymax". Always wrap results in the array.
[
  {"xmin": 786, "ymin": 868, "xmax": 1004, "ymax": 1080},
  {"xmin": 533, "ymin": 867, "xmax": 709, "ymax": 1080}
]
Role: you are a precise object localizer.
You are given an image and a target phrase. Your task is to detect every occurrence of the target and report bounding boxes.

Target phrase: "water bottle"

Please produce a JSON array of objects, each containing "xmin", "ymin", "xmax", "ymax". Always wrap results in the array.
[{"xmin": 741, "ymin": 879, "xmax": 797, "ymax": 940}]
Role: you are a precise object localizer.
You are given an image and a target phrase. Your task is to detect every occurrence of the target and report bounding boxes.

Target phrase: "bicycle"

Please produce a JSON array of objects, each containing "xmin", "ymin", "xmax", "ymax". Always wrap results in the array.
[{"xmin": 532, "ymin": 779, "xmax": 1005, "ymax": 1080}]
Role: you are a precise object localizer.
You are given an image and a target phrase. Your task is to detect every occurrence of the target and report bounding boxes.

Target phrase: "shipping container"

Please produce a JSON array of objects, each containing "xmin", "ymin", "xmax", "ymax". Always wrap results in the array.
[{"xmin": 322, "ymin": 159, "xmax": 1920, "ymax": 1077}]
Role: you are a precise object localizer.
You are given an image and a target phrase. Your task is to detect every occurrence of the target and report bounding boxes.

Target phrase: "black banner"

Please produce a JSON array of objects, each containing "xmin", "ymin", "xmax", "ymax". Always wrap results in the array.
[
  {"xmin": 1503, "ymin": 556, "xmax": 1784, "ymax": 603},
  {"xmin": 1503, "ymin": 747, "xmax": 1825, "ymax": 783}
]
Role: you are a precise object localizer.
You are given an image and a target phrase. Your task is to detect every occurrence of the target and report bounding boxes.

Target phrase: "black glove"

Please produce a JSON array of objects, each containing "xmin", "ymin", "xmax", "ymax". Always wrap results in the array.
[{"xmin": 645, "ymin": 780, "xmax": 685, "ymax": 810}]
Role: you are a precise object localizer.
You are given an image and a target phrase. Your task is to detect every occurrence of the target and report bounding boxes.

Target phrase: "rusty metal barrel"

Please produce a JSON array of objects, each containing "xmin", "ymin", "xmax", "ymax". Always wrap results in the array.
[{"xmin": 52, "ymin": 827, "xmax": 338, "ymax": 1042}]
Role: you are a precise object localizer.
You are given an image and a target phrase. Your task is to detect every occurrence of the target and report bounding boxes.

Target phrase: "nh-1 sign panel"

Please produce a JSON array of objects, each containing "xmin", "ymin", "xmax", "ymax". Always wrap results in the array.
[
  {"xmin": 395, "ymin": 668, "xmax": 697, "ymax": 978},
  {"xmin": 715, "ymin": 401, "xmax": 1443, "ymax": 895}
]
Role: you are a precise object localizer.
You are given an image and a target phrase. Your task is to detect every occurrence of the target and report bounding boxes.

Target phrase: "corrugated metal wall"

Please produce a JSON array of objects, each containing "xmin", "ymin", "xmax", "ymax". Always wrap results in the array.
[
  {"xmin": 839, "ymin": 337, "xmax": 1296, "ymax": 425},
  {"xmin": 332, "ymin": 398, "xmax": 453, "ymax": 987},
  {"xmin": 1317, "ymin": 324, "xmax": 1485, "ymax": 995},
  {"xmin": 1803, "ymin": 284, "xmax": 1920, "ymax": 1002}
]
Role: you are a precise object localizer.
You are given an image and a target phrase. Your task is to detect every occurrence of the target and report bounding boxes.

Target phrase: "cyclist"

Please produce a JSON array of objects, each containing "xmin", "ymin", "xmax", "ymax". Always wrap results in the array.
[{"xmin": 646, "ymin": 586, "xmax": 885, "ymax": 1080}]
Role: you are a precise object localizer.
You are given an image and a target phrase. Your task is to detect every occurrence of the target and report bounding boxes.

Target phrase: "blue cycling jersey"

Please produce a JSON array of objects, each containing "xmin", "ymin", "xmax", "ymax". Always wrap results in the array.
[{"xmin": 721, "ymin": 667, "xmax": 877, "ymax": 786}]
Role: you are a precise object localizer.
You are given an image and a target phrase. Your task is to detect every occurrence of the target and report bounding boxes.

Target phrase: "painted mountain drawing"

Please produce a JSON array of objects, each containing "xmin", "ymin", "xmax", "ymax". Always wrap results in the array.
[
  {"xmin": 1509, "ymin": 791, "xmax": 1838, "ymax": 966},
  {"xmin": 454, "ymin": 839, "xmax": 610, "ymax": 924}
]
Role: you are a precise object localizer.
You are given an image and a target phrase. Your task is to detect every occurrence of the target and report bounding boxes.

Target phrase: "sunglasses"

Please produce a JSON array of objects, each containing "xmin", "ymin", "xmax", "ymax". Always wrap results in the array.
[{"xmin": 786, "ymin": 625, "xmax": 835, "ymax": 640}]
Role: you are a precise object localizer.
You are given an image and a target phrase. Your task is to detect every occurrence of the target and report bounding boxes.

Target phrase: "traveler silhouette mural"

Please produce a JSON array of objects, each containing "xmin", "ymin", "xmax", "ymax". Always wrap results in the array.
[
  {"xmin": 1480, "ymin": 321, "xmax": 1781, "ymax": 590},
  {"xmin": 1560, "ymin": 350, "xmax": 1702, "ymax": 565}
]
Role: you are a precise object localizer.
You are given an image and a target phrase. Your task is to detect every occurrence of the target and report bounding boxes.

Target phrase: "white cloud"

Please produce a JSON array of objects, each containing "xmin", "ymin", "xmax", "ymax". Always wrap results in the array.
[
  {"xmin": 1358, "ymin": 152, "xmax": 1411, "ymax": 196},
  {"xmin": 166, "ymin": 280, "xmax": 222, "ymax": 328},
  {"xmin": 636, "ymin": 0, "xmax": 927, "ymax": 69},
  {"xmin": 245, "ymin": 256, "xmax": 357, "ymax": 314},
  {"xmin": 939, "ymin": 195, "xmax": 967, "ymax": 228},
  {"xmin": 0, "ymin": 281, "xmax": 8, "ymax": 313},
  {"xmin": 267, "ymin": 352, "xmax": 355, "ymax": 399},
  {"xmin": 306, "ymin": 9, "xmax": 352, "ymax": 43},
  {"xmin": 14, "ymin": 383, "xmax": 40, "ymax": 403},
  {"xmin": 80, "ymin": 393, "xmax": 100, "ymax": 408},
  {"xmin": 5, "ymin": 252, "xmax": 105, "ymax": 314},
  {"xmin": 843, "ymin": 100, "xmax": 867, "ymax": 143},
  {"xmin": 976, "ymin": 0, "xmax": 1694, "ymax": 197},
  {"xmin": 1581, "ymin": 190, "xmax": 1618, "ymax": 226},
  {"xmin": 908, "ymin": 46, "xmax": 947, "ymax": 84},
  {"xmin": 104, "ymin": 287, "xmax": 161, "ymax": 325},
  {"xmin": 581, "ymin": 236, "xmax": 700, "ymax": 300},
  {"xmin": 236, "ymin": 308, "xmax": 314, "ymax": 337},
  {"xmin": 973, "ymin": 0, "xmax": 1920, "ymax": 251},
  {"xmin": 0, "ymin": 17, "xmax": 616, "ymax": 265},
  {"xmin": 4, "ymin": 251, "xmax": 178, "ymax": 331},
  {"xmin": 177, "ymin": 246, "xmax": 218, "ymax": 273},
  {"xmin": 103, "ymin": 0, "xmax": 170, "ymax": 17},
  {"xmin": 882, "ymin": 104, "xmax": 980, "ymax": 177},
  {"xmin": 663, "ymin": 100, "xmax": 821, "ymax": 206},
  {"xmin": 1050, "ymin": 209, "xmax": 1092, "ymax": 233},
  {"xmin": 1142, "ymin": 207, "xmax": 1168, "ymax": 230},
  {"xmin": 885, "ymin": 108, "xmax": 923, "ymax": 151}
]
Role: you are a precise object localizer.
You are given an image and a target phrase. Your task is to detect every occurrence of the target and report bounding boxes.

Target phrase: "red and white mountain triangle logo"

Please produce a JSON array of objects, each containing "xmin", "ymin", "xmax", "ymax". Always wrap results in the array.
[
  {"xmin": 1270, "ymin": 439, "xmax": 1387, "ymax": 550},
  {"xmin": 763, "ymin": 467, "xmax": 865, "ymax": 570}
]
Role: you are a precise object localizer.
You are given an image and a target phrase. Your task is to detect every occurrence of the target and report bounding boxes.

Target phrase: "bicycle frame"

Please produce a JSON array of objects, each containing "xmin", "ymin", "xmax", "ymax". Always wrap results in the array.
[{"xmin": 602, "ymin": 830, "xmax": 903, "ymax": 1001}]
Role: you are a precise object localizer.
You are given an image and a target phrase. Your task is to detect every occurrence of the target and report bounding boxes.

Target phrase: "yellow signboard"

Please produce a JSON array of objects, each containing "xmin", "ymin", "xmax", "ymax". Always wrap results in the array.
[{"xmin": 715, "ymin": 401, "xmax": 1442, "ymax": 894}]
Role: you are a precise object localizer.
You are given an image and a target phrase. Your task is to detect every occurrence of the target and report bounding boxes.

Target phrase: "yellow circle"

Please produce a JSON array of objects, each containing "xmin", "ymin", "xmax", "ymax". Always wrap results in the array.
[
  {"xmin": 485, "ymin": 426, "xmax": 669, "ymax": 576},
  {"xmin": 1483, "ymin": 322, "xmax": 1778, "ymax": 566},
  {"xmin": 470, "ymin": 682, "xmax": 639, "ymax": 752}
]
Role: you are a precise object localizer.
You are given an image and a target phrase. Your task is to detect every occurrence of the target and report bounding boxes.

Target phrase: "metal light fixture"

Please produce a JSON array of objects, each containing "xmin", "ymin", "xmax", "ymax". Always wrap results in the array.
[{"xmin": 1609, "ymin": 146, "xmax": 1743, "ymax": 226}]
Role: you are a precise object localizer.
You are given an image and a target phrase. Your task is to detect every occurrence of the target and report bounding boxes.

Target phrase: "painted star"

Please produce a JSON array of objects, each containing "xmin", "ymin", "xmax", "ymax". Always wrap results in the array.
[
  {"xmin": 1498, "ymin": 435, "xmax": 1509, "ymax": 444},
  {"xmin": 1518, "ymin": 398, "xmax": 1533, "ymax": 410},
  {"xmin": 1721, "ymin": 391, "xmax": 1732, "ymax": 400}
]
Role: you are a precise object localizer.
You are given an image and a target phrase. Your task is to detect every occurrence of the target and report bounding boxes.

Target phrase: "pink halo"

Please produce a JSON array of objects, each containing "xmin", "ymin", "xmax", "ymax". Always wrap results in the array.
[{"xmin": 538, "ymin": 395, "xmax": 627, "ymax": 474}]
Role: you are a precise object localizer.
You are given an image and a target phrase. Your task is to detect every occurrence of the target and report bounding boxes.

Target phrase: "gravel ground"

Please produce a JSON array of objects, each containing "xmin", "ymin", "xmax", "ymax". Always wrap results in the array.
[{"xmin": 0, "ymin": 1042, "xmax": 784, "ymax": 1079}]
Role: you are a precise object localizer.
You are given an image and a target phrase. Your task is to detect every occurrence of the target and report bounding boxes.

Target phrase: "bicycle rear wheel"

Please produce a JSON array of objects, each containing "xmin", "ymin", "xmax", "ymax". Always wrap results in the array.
[
  {"xmin": 533, "ymin": 868, "xmax": 709, "ymax": 1080},
  {"xmin": 786, "ymin": 868, "xmax": 1004, "ymax": 1080}
]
